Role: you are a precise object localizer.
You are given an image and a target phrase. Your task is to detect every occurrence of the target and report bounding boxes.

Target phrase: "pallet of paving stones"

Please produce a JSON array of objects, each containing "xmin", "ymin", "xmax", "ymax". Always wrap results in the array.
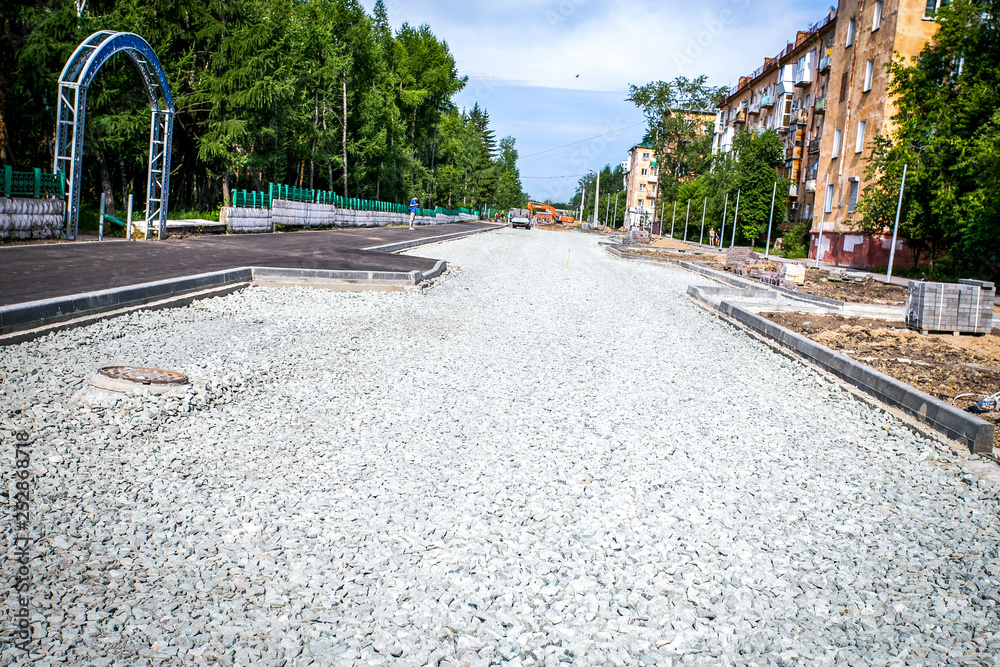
[
  {"xmin": 725, "ymin": 246, "xmax": 757, "ymax": 266},
  {"xmin": 905, "ymin": 279, "xmax": 995, "ymax": 334}
]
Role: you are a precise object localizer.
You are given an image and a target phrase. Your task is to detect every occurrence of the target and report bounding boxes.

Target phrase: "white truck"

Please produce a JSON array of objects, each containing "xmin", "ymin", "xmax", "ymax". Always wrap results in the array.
[{"xmin": 509, "ymin": 208, "xmax": 532, "ymax": 229}]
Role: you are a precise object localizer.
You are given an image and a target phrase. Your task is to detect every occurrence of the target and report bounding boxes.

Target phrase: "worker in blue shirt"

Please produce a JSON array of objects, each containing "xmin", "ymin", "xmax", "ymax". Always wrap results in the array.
[{"xmin": 409, "ymin": 196, "xmax": 419, "ymax": 229}]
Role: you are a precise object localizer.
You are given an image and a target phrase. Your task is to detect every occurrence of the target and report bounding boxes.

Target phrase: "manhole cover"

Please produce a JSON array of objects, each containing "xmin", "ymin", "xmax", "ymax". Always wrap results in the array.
[
  {"xmin": 84, "ymin": 365, "xmax": 190, "ymax": 397},
  {"xmin": 97, "ymin": 366, "xmax": 188, "ymax": 386}
]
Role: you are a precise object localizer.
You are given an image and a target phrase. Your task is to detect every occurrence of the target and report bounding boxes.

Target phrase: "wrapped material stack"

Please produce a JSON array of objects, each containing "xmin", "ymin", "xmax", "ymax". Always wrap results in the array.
[
  {"xmin": 222, "ymin": 207, "xmax": 273, "ymax": 234},
  {"xmin": 905, "ymin": 280, "xmax": 994, "ymax": 334},
  {"xmin": 0, "ymin": 197, "xmax": 65, "ymax": 240}
]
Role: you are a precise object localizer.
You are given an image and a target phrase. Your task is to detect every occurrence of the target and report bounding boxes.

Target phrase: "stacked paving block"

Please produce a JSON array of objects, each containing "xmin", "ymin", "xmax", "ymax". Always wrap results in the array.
[
  {"xmin": 725, "ymin": 246, "xmax": 757, "ymax": 266},
  {"xmin": 905, "ymin": 280, "xmax": 995, "ymax": 334}
]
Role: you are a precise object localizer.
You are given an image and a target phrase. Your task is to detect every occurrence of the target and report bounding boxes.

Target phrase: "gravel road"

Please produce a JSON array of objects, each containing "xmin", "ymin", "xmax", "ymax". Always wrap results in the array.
[{"xmin": 2, "ymin": 228, "xmax": 999, "ymax": 666}]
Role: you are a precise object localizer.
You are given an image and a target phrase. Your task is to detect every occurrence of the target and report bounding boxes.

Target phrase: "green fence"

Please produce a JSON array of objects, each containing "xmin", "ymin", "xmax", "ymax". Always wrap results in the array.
[
  {"xmin": 1, "ymin": 166, "xmax": 66, "ymax": 199},
  {"xmin": 230, "ymin": 182, "xmax": 484, "ymax": 218}
]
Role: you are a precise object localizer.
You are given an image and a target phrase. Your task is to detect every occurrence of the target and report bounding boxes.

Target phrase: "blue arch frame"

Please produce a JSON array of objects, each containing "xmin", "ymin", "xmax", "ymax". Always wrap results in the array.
[{"xmin": 54, "ymin": 31, "xmax": 176, "ymax": 239}]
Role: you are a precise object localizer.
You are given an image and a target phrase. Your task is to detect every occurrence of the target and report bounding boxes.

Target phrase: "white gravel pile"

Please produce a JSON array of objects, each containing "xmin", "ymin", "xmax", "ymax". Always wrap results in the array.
[{"xmin": 2, "ymin": 228, "xmax": 999, "ymax": 666}]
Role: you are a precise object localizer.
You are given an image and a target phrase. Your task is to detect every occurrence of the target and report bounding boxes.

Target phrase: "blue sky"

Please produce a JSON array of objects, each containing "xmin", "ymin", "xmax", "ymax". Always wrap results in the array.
[{"xmin": 366, "ymin": 0, "xmax": 836, "ymax": 202}]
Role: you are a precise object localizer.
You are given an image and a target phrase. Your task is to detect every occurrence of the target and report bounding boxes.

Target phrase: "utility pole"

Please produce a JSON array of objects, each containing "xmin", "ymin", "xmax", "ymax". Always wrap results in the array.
[
  {"xmin": 670, "ymin": 200, "xmax": 677, "ymax": 238},
  {"xmin": 730, "ymin": 189, "xmax": 741, "ymax": 248},
  {"xmin": 815, "ymin": 175, "xmax": 830, "ymax": 268},
  {"xmin": 719, "ymin": 192, "xmax": 729, "ymax": 248},
  {"xmin": 613, "ymin": 192, "xmax": 619, "ymax": 228},
  {"xmin": 699, "ymin": 196, "xmax": 707, "ymax": 245},
  {"xmin": 764, "ymin": 181, "xmax": 777, "ymax": 257},
  {"xmin": 683, "ymin": 199, "xmax": 691, "ymax": 241},
  {"xmin": 593, "ymin": 170, "xmax": 600, "ymax": 225},
  {"xmin": 886, "ymin": 164, "xmax": 908, "ymax": 283}
]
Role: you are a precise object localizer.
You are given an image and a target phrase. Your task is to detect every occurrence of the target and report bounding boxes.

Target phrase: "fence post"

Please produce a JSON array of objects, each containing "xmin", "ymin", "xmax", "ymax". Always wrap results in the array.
[
  {"xmin": 99, "ymin": 192, "xmax": 106, "ymax": 241},
  {"xmin": 34, "ymin": 168, "xmax": 41, "ymax": 198},
  {"xmin": 3, "ymin": 165, "xmax": 10, "ymax": 197},
  {"xmin": 59, "ymin": 171, "xmax": 66, "ymax": 199}
]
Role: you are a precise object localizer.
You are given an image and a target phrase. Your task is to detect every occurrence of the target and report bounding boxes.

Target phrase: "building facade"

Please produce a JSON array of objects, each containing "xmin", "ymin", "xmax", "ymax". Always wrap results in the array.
[
  {"xmin": 623, "ymin": 144, "xmax": 659, "ymax": 230},
  {"xmin": 714, "ymin": 0, "xmax": 939, "ymax": 267}
]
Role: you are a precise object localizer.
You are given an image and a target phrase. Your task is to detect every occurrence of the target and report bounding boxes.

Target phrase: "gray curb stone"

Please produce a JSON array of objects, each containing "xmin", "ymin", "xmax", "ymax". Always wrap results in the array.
[{"xmin": 688, "ymin": 284, "xmax": 995, "ymax": 455}]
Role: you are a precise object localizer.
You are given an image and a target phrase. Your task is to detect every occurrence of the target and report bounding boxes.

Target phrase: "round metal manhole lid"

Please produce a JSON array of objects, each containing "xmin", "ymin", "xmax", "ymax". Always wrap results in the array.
[{"xmin": 97, "ymin": 366, "xmax": 189, "ymax": 386}]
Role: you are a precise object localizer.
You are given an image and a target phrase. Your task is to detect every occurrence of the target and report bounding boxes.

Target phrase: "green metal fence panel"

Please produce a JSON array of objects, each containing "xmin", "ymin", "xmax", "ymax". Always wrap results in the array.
[{"xmin": 0, "ymin": 167, "xmax": 67, "ymax": 199}]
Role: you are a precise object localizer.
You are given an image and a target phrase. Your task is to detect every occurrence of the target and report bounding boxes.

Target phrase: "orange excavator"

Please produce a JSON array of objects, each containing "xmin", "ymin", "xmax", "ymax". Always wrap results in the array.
[{"xmin": 528, "ymin": 202, "xmax": 575, "ymax": 224}]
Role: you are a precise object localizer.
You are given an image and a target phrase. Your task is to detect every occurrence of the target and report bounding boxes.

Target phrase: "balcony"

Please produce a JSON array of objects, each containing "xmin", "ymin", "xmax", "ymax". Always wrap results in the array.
[
  {"xmin": 760, "ymin": 94, "xmax": 775, "ymax": 109},
  {"xmin": 775, "ymin": 81, "xmax": 792, "ymax": 97},
  {"xmin": 789, "ymin": 183, "xmax": 799, "ymax": 197},
  {"xmin": 794, "ymin": 108, "xmax": 810, "ymax": 125},
  {"xmin": 795, "ymin": 70, "xmax": 813, "ymax": 87},
  {"xmin": 819, "ymin": 54, "xmax": 832, "ymax": 72},
  {"xmin": 808, "ymin": 141, "xmax": 821, "ymax": 155},
  {"xmin": 814, "ymin": 97, "xmax": 827, "ymax": 114},
  {"xmin": 734, "ymin": 109, "xmax": 747, "ymax": 124},
  {"xmin": 805, "ymin": 179, "xmax": 817, "ymax": 193}
]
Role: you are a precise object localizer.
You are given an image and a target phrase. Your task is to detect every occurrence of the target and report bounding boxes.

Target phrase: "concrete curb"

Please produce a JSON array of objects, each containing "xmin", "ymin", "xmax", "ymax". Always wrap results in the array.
[
  {"xmin": 607, "ymin": 246, "xmax": 847, "ymax": 309},
  {"xmin": 251, "ymin": 266, "xmax": 426, "ymax": 287},
  {"xmin": 364, "ymin": 225, "xmax": 500, "ymax": 254},
  {"xmin": 0, "ymin": 268, "xmax": 253, "ymax": 335},
  {"xmin": 1, "ymin": 263, "xmax": 452, "ymax": 344},
  {"xmin": 687, "ymin": 284, "xmax": 995, "ymax": 454}
]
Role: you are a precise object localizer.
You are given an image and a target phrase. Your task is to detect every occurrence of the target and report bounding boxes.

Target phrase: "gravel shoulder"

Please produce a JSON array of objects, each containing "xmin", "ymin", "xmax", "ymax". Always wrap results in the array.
[{"xmin": 2, "ymin": 228, "xmax": 998, "ymax": 665}]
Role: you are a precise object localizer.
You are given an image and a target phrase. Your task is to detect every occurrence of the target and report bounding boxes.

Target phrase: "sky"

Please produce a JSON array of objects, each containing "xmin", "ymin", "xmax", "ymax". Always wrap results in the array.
[{"xmin": 366, "ymin": 0, "xmax": 836, "ymax": 203}]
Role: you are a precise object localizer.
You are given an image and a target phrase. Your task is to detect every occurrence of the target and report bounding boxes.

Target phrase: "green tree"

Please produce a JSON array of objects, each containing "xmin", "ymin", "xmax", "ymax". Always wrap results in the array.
[
  {"xmin": 731, "ymin": 128, "xmax": 787, "ymax": 244},
  {"xmin": 855, "ymin": 0, "xmax": 1000, "ymax": 278}
]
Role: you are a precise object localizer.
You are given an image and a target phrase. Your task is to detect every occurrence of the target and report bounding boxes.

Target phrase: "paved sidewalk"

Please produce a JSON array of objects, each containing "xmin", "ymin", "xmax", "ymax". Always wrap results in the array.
[{"xmin": 0, "ymin": 223, "xmax": 498, "ymax": 306}]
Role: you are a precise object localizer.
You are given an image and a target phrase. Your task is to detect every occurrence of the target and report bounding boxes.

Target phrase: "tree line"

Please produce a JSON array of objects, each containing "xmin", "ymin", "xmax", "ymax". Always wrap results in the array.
[{"xmin": 0, "ymin": 0, "xmax": 527, "ymax": 218}]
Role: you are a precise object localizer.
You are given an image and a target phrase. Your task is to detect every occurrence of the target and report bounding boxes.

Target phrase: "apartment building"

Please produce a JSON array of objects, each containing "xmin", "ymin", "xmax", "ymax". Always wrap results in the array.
[
  {"xmin": 714, "ymin": 0, "xmax": 939, "ymax": 268},
  {"xmin": 623, "ymin": 143, "xmax": 659, "ymax": 230}
]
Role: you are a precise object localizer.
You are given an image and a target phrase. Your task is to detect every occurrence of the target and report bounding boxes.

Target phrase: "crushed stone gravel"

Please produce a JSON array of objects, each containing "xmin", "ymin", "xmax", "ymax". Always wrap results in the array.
[{"xmin": 1, "ymin": 227, "xmax": 998, "ymax": 666}]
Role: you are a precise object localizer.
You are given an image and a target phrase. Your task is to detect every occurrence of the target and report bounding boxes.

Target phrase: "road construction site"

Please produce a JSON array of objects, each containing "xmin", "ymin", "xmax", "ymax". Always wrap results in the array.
[{"xmin": 2, "ymin": 228, "xmax": 998, "ymax": 665}]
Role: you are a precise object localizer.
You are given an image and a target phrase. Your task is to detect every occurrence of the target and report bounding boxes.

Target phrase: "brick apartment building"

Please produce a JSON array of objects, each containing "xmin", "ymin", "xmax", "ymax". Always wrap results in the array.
[
  {"xmin": 714, "ymin": 0, "xmax": 940, "ymax": 268},
  {"xmin": 623, "ymin": 144, "xmax": 659, "ymax": 230}
]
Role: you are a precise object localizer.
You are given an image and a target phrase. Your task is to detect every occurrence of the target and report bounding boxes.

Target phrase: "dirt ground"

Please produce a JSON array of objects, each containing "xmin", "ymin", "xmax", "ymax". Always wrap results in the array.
[
  {"xmin": 649, "ymin": 237, "xmax": 710, "ymax": 250},
  {"xmin": 763, "ymin": 311, "xmax": 1000, "ymax": 451},
  {"xmin": 620, "ymin": 247, "xmax": 724, "ymax": 263},
  {"xmin": 797, "ymin": 268, "xmax": 910, "ymax": 305}
]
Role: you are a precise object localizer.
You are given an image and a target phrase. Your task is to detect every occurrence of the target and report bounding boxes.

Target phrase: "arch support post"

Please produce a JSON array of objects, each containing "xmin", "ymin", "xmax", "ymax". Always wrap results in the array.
[{"xmin": 53, "ymin": 31, "xmax": 175, "ymax": 241}]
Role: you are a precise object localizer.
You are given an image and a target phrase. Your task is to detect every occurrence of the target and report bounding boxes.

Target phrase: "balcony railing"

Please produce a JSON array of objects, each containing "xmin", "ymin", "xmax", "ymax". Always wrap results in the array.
[
  {"xmin": 789, "ymin": 183, "xmax": 799, "ymax": 197},
  {"xmin": 819, "ymin": 54, "xmax": 833, "ymax": 72},
  {"xmin": 794, "ymin": 108, "xmax": 810, "ymax": 125},
  {"xmin": 814, "ymin": 97, "xmax": 827, "ymax": 114},
  {"xmin": 795, "ymin": 70, "xmax": 813, "ymax": 87},
  {"xmin": 805, "ymin": 179, "xmax": 817, "ymax": 192},
  {"xmin": 760, "ymin": 94, "xmax": 775, "ymax": 109}
]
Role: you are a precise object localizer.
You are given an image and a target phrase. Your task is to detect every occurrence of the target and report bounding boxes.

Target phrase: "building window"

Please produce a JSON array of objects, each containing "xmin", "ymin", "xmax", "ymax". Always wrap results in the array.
[
  {"xmin": 925, "ymin": 0, "xmax": 949, "ymax": 17},
  {"xmin": 639, "ymin": 183, "xmax": 647, "ymax": 192},
  {"xmin": 863, "ymin": 59, "xmax": 875, "ymax": 91},
  {"xmin": 640, "ymin": 168, "xmax": 648, "ymax": 176},
  {"xmin": 642, "ymin": 153, "xmax": 650, "ymax": 161},
  {"xmin": 856, "ymin": 120, "xmax": 867, "ymax": 153},
  {"xmin": 651, "ymin": 167, "xmax": 658, "ymax": 176},
  {"xmin": 846, "ymin": 18, "xmax": 857, "ymax": 46},
  {"xmin": 872, "ymin": 0, "xmax": 883, "ymax": 30},
  {"xmin": 833, "ymin": 129, "xmax": 842, "ymax": 158},
  {"xmin": 824, "ymin": 183, "xmax": 835, "ymax": 213},
  {"xmin": 848, "ymin": 179, "xmax": 860, "ymax": 212},
  {"xmin": 637, "ymin": 200, "xmax": 644, "ymax": 208}
]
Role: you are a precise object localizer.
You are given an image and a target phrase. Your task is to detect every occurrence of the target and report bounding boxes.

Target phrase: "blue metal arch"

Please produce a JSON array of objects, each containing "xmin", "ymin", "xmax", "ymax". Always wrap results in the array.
[{"xmin": 55, "ymin": 31, "xmax": 175, "ymax": 239}]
